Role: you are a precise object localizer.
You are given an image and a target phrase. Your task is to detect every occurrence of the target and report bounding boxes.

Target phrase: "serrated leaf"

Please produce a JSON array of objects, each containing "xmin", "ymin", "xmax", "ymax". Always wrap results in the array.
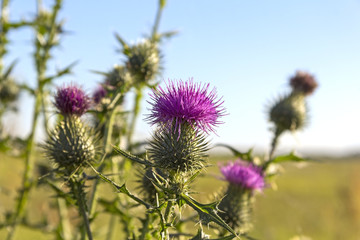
[
  {"xmin": 2, "ymin": 59, "xmax": 18, "ymax": 80},
  {"xmin": 180, "ymin": 194, "xmax": 239, "ymax": 239},
  {"xmin": 216, "ymin": 144, "xmax": 253, "ymax": 162},
  {"xmin": 88, "ymin": 163, "xmax": 151, "ymax": 209}
]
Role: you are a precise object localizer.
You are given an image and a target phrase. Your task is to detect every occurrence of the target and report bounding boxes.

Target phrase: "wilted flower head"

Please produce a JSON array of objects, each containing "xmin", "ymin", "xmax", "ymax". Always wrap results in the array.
[
  {"xmin": 54, "ymin": 84, "xmax": 90, "ymax": 116},
  {"xmin": 147, "ymin": 79, "xmax": 225, "ymax": 134},
  {"xmin": 93, "ymin": 85, "xmax": 107, "ymax": 105},
  {"xmin": 220, "ymin": 160, "xmax": 265, "ymax": 191},
  {"xmin": 289, "ymin": 71, "xmax": 318, "ymax": 95}
]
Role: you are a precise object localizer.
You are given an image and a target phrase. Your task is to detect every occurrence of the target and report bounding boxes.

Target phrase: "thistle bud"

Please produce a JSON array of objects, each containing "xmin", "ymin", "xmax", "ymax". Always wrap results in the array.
[
  {"xmin": 126, "ymin": 39, "xmax": 160, "ymax": 84},
  {"xmin": 269, "ymin": 93, "xmax": 307, "ymax": 133},
  {"xmin": 218, "ymin": 161, "xmax": 265, "ymax": 233},
  {"xmin": 54, "ymin": 84, "xmax": 90, "ymax": 117},
  {"xmin": 105, "ymin": 65, "xmax": 131, "ymax": 90},
  {"xmin": 289, "ymin": 71, "xmax": 318, "ymax": 96},
  {"xmin": 43, "ymin": 117, "xmax": 96, "ymax": 174},
  {"xmin": 0, "ymin": 78, "xmax": 20, "ymax": 104},
  {"xmin": 148, "ymin": 124, "xmax": 208, "ymax": 173}
]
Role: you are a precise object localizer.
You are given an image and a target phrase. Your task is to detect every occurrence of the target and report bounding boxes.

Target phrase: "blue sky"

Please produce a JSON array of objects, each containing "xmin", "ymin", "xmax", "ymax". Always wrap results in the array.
[{"xmin": 4, "ymin": 0, "xmax": 360, "ymax": 155}]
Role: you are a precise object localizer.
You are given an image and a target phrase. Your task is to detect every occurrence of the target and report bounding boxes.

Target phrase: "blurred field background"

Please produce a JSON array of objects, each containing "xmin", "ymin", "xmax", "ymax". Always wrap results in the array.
[{"xmin": 1, "ymin": 152, "xmax": 360, "ymax": 240}]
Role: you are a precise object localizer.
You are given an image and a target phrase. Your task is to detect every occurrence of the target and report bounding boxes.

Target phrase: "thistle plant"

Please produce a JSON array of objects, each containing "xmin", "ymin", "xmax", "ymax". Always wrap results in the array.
[
  {"xmin": 109, "ymin": 79, "xmax": 241, "ymax": 239},
  {"xmin": 267, "ymin": 70, "xmax": 318, "ymax": 160},
  {"xmin": 44, "ymin": 84, "xmax": 96, "ymax": 240}
]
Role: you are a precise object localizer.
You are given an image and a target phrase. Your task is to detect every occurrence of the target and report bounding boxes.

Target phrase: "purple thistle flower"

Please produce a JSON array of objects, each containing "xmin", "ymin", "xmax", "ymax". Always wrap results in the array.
[
  {"xmin": 289, "ymin": 71, "xmax": 318, "ymax": 95},
  {"xmin": 147, "ymin": 79, "xmax": 225, "ymax": 134},
  {"xmin": 220, "ymin": 160, "xmax": 265, "ymax": 191},
  {"xmin": 93, "ymin": 85, "xmax": 107, "ymax": 104},
  {"xmin": 54, "ymin": 84, "xmax": 90, "ymax": 116}
]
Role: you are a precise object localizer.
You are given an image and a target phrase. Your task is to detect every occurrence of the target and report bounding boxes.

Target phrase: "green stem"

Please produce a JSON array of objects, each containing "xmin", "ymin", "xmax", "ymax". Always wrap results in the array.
[
  {"xmin": 269, "ymin": 127, "xmax": 282, "ymax": 161},
  {"xmin": 127, "ymin": 88, "xmax": 143, "ymax": 150},
  {"xmin": 6, "ymin": 91, "xmax": 42, "ymax": 240},
  {"xmin": 70, "ymin": 178, "xmax": 93, "ymax": 240},
  {"xmin": 105, "ymin": 214, "xmax": 116, "ymax": 240},
  {"xmin": 151, "ymin": 1, "xmax": 164, "ymax": 41},
  {"xmin": 263, "ymin": 127, "xmax": 283, "ymax": 171},
  {"xmin": 89, "ymin": 100, "xmax": 118, "ymax": 218},
  {"xmin": 57, "ymin": 198, "xmax": 71, "ymax": 240},
  {"xmin": 0, "ymin": 0, "xmax": 10, "ymax": 74}
]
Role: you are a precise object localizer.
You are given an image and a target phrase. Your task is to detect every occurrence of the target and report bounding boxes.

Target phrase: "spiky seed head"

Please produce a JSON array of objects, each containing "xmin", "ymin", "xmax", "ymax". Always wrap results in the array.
[
  {"xmin": 269, "ymin": 93, "xmax": 307, "ymax": 133},
  {"xmin": 220, "ymin": 160, "xmax": 265, "ymax": 191},
  {"xmin": 43, "ymin": 116, "xmax": 96, "ymax": 175},
  {"xmin": 289, "ymin": 71, "xmax": 318, "ymax": 96},
  {"xmin": 0, "ymin": 78, "xmax": 20, "ymax": 103},
  {"xmin": 218, "ymin": 184, "xmax": 255, "ymax": 233},
  {"xmin": 148, "ymin": 124, "xmax": 209, "ymax": 173},
  {"xmin": 147, "ymin": 79, "xmax": 226, "ymax": 135},
  {"xmin": 126, "ymin": 39, "xmax": 161, "ymax": 84},
  {"xmin": 54, "ymin": 84, "xmax": 90, "ymax": 116}
]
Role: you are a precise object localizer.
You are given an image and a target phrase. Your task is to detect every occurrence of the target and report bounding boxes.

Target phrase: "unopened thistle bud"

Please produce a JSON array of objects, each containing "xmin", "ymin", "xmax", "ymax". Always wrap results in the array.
[
  {"xmin": 126, "ymin": 39, "xmax": 160, "ymax": 84},
  {"xmin": 289, "ymin": 71, "xmax": 318, "ymax": 96},
  {"xmin": 269, "ymin": 93, "xmax": 307, "ymax": 133},
  {"xmin": 148, "ymin": 125, "xmax": 208, "ymax": 173},
  {"xmin": 0, "ymin": 78, "xmax": 20, "ymax": 104},
  {"xmin": 105, "ymin": 65, "xmax": 131, "ymax": 90},
  {"xmin": 54, "ymin": 84, "xmax": 90, "ymax": 116},
  {"xmin": 218, "ymin": 161, "xmax": 265, "ymax": 233},
  {"xmin": 44, "ymin": 117, "xmax": 96, "ymax": 175}
]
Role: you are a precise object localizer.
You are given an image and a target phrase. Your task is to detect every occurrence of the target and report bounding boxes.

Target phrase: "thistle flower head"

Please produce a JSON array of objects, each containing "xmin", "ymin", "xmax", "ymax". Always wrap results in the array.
[
  {"xmin": 54, "ymin": 84, "xmax": 90, "ymax": 116},
  {"xmin": 0, "ymin": 78, "xmax": 20, "ymax": 104},
  {"xmin": 93, "ymin": 85, "xmax": 107, "ymax": 105},
  {"xmin": 105, "ymin": 65, "xmax": 131, "ymax": 90},
  {"xmin": 220, "ymin": 160, "xmax": 265, "ymax": 191},
  {"xmin": 289, "ymin": 71, "xmax": 318, "ymax": 95},
  {"xmin": 147, "ymin": 79, "xmax": 225, "ymax": 135}
]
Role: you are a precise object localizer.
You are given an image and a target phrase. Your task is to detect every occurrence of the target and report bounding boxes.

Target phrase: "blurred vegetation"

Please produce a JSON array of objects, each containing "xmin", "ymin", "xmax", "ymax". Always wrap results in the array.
[{"xmin": 1, "ymin": 152, "xmax": 359, "ymax": 240}]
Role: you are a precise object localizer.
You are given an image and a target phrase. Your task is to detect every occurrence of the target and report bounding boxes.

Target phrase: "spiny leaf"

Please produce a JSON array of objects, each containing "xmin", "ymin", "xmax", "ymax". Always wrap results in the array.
[
  {"xmin": 88, "ymin": 163, "xmax": 151, "ymax": 209},
  {"xmin": 2, "ymin": 59, "xmax": 18, "ymax": 80},
  {"xmin": 180, "ymin": 194, "xmax": 240, "ymax": 239},
  {"xmin": 112, "ymin": 145, "xmax": 152, "ymax": 166},
  {"xmin": 216, "ymin": 144, "xmax": 253, "ymax": 162},
  {"xmin": 272, "ymin": 152, "xmax": 309, "ymax": 163}
]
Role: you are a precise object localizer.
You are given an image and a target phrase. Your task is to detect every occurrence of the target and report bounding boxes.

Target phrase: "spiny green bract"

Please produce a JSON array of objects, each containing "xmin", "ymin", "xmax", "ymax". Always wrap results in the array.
[
  {"xmin": 148, "ymin": 125, "xmax": 209, "ymax": 174},
  {"xmin": 44, "ymin": 116, "xmax": 96, "ymax": 174},
  {"xmin": 269, "ymin": 93, "xmax": 307, "ymax": 133},
  {"xmin": 218, "ymin": 184, "xmax": 254, "ymax": 234}
]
